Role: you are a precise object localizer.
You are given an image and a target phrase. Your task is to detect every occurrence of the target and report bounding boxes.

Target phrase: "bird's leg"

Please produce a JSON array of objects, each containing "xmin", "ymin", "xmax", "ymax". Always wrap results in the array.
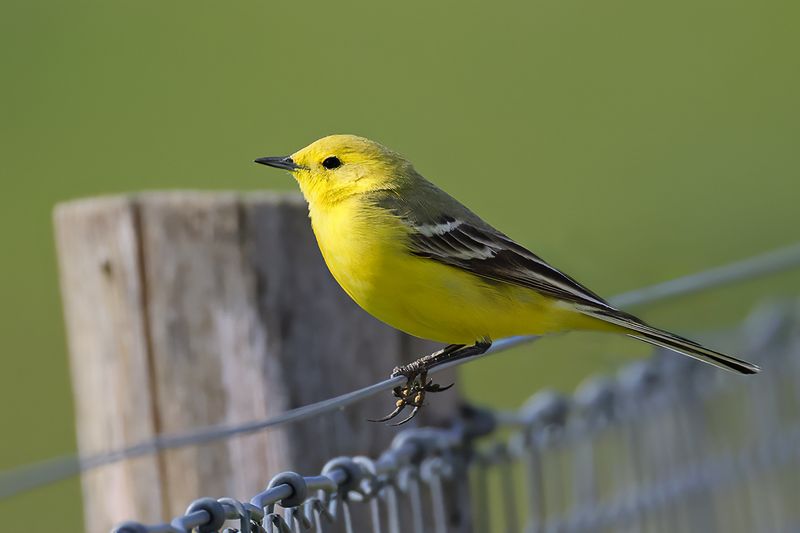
[
  {"xmin": 393, "ymin": 339, "xmax": 492, "ymax": 381},
  {"xmin": 371, "ymin": 340, "xmax": 492, "ymax": 425},
  {"xmin": 391, "ymin": 343, "xmax": 465, "ymax": 381}
]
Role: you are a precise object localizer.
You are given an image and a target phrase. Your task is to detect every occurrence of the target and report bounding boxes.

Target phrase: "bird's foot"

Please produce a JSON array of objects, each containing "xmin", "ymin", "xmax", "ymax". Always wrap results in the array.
[
  {"xmin": 369, "ymin": 342, "xmax": 490, "ymax": 425},
  {"xmin": 369, "ymin": 367, "xmax": 453, "ymax": 426}
]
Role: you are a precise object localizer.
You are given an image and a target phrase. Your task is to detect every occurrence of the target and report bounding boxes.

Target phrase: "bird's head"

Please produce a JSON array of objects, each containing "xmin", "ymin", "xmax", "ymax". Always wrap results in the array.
[{"xmin": 255, "ymin": 134, "xmax": 414, "ymax": 205}]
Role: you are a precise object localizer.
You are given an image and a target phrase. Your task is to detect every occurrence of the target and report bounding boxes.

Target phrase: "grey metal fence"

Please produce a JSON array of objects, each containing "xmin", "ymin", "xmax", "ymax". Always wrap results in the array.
[{"xmin": 112, "ymin": 299, "xmax": 800, "ymax": 533}]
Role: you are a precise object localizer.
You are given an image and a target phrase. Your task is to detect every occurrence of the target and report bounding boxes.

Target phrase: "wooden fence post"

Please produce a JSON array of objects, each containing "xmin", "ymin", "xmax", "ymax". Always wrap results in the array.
[{"xmin": 54, "ymin": 191, "xmax": 462, "ymax": 533}]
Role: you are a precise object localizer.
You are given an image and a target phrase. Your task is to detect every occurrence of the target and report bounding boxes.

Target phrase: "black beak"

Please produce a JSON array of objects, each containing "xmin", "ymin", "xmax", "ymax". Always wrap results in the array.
[{"xmin": 254, "ymin": 156, "xmax": 303, "ymax": 171}]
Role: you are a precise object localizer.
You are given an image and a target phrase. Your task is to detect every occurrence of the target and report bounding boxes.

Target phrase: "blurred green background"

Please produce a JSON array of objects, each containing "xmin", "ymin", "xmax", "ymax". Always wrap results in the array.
[{"xmin": 1, "ymin": 0, "xmax": 798, "ymax": 530}]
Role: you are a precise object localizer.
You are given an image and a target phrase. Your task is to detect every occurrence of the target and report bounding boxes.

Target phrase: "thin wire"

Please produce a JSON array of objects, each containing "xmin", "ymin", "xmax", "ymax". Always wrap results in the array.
[
  {"xmin": 610, "ymin": 241, "xmax": 800, "ymax": 308},
  {"xmin": 2, "ymin": 241, "xmax": 800, "ymax": 500}
]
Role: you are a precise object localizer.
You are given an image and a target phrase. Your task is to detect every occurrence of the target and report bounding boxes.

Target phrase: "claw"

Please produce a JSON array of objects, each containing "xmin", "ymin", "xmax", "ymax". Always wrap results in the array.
[
  {"xmin": 370, "ymin": 374, "xmax": 425, "ymax": 424},
  {"xmin": 369, "ymin": 383, "xmax": 419, "ymax": 423},
  {"xmin": 368, "ymin": 401, "xmax": 407, "ymax": 423},
  {"xmin": 391, "ymin": 405, "xmax": 421, "ymax": 426},
  {"xmin": 425, "ymin": 381, "xmax": 454, "ymax": 393}
]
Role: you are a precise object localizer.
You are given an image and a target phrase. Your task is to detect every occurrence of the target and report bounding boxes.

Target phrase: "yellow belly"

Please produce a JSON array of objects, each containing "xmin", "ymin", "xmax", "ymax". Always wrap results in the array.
[{"xmin": 310, "ymin": 201, "xmax": 596, "ymax": 344}]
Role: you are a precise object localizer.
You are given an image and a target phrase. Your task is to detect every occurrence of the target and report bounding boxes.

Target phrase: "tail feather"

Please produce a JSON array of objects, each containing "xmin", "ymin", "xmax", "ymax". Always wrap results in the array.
[{"xmin": 580, "ymin": 307, "xmax": 760, "ymax": 375}]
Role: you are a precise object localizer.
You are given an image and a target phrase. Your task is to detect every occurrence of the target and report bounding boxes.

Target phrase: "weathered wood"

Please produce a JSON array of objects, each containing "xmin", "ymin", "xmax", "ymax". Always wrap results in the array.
[
  {"xmin": 54, "ymin": 197, "xmax": 163, "ymax": 533},
  {"xmin": 55, "ymin": 191, "xmax": 462, "ymax": 533}
]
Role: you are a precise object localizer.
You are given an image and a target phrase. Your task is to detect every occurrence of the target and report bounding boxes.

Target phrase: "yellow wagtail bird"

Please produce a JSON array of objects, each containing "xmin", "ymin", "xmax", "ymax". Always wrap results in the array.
[{"xmin": 255, "ymin": 134, "xmax": 759, "ymax": 424}]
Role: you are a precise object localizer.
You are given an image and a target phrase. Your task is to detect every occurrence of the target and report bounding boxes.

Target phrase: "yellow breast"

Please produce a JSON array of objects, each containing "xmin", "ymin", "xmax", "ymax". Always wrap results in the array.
[{"xmin": 309, "ymin": 200, "xmax": 389, "ymax": 303}]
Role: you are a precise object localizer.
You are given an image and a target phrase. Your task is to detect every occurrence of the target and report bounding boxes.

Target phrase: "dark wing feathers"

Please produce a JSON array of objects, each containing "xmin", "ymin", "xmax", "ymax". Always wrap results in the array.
[{"xmin": 407, "ymin": 222, "xmax": 613, "ymax": 309}]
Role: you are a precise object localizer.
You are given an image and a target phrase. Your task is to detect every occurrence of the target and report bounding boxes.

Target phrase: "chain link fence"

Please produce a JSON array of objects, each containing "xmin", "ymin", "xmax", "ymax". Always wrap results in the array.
[{"xmin": 112, "ymin": 299, "xmax": 800, "ymax": 533}]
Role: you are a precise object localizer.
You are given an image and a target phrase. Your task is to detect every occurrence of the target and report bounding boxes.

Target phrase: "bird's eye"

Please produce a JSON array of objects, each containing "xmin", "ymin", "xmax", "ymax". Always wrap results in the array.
[{"xmin": 322, "ymin": 156, "xmax": 342, "ymax": 170}]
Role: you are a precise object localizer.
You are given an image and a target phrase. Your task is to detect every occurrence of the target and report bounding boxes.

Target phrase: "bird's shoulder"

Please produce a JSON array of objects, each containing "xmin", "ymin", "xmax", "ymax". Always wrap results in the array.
[{"xmin": 365, "ymin": 177, "xmax": 486, "ymax": 229}]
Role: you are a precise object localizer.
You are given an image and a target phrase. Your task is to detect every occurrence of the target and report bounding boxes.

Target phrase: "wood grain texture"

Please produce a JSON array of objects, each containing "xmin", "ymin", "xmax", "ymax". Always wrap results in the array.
[
  {"xmin": 54, "ymin": 197, "xmax": 163, "ymax": 533},
  {"xmin": 134, "ymin": 192, "xmax": 261, "ymax": 512},
  {"xmin": 55, "ymin": 191, "xmax": 466, "ymax": 532}
]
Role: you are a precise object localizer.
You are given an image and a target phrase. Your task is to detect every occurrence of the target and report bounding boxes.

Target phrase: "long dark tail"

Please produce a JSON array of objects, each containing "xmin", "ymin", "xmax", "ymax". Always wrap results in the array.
[{"xmin": 580, "ymin": 307, "xmax": 760, "ymax": 375}]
